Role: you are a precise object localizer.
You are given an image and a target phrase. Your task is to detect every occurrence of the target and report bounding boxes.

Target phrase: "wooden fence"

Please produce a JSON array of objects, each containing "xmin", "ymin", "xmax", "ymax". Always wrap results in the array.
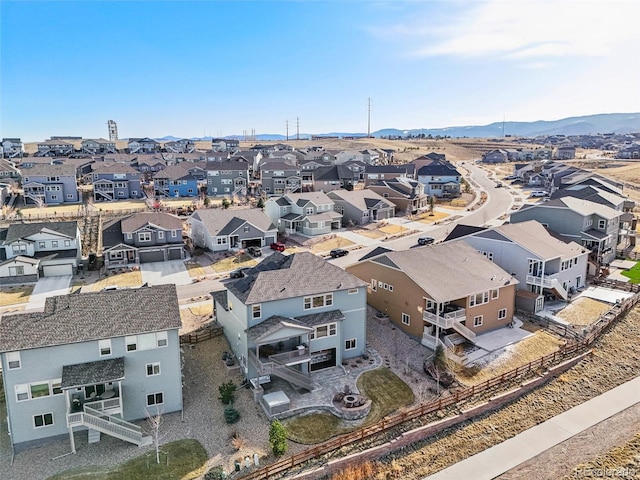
[
  {"xmin": 237, "ymin": 291, "xmax": 640, "ymax": 480},
  {"xmin": 179, "ymin": 327, "xmax": 223, "ymax": 345},
  {"xmin": 515, "ymin": 310, "xmax": 584, "ymax": 340}
]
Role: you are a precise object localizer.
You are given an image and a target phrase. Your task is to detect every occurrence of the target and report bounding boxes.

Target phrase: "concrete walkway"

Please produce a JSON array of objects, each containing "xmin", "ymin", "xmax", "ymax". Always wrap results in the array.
[{"xmin": 425, "ymin": 376, "xmax": 640, "ymax": 480}]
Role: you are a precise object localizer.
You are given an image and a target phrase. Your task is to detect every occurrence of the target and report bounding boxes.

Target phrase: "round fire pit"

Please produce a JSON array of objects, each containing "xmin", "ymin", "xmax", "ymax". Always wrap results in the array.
[{"xmin": 343, "ymin": 395, "xmax": 358, "ymax": 408}]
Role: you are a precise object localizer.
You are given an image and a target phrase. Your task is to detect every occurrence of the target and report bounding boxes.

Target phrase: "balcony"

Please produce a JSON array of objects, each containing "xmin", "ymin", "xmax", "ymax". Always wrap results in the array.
[
  {"xmin": 423, "ymin": 307, "xmax": 466, "ymax": 328},
  {"xmin": 526, "ymin": 272, "xmax": 559, "ymax": 288}
]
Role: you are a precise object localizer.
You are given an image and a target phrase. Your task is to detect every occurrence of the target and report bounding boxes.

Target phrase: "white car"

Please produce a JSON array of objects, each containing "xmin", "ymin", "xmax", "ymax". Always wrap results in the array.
[{"xmin": 530, "ymin": 191, "xmax": 548, "ymax": 197}]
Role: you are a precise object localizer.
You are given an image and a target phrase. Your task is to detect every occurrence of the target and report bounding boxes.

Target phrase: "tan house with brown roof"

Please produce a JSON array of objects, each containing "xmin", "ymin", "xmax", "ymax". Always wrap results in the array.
[{"xmin": 346, "ymin": 242, "xmax": 518, "ymax": 350}]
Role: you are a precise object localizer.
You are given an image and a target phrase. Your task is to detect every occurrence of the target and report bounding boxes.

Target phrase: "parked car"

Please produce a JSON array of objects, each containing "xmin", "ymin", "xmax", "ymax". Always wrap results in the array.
[
  {"xmin": 510, "ymin": 179, "xmax": 523, "ymax": 184},
  {"xmin": 504, "ymin": 175, "xmax": 517, "ymax": 180},
  {"xmin": 230, "ymin": 267, "xmax": 251, "ymax": 279},
  {"xmin": 495, "ymin": 182, "xmax": 503, "ymax": 188},
  {"xmin": 329, "ymin": 248, "xmax": 349, "ymax": 258},
  {"xmin": 417, "ymin": 237, "xmax": 435, "ymax": 246},
  {"xmin": 246, "ymin": 246, "xmax": 262, "ymax": 257},
  {"xmin": 530, "ymin": 191, "xmax": 548, "ymax": 198},
  {"xmin": 270, "ymin": 242, "xmax": 286, "ymax": 252}
]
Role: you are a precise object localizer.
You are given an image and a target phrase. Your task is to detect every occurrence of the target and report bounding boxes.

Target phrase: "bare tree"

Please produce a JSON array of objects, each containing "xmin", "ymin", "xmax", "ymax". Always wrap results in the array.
[{"xmin": 145, "ymin": 408, "xmax": 167, "ymax": 464}]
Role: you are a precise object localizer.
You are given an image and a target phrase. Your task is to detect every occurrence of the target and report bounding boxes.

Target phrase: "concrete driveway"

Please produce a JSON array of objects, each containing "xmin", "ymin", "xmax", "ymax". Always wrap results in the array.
[
  {"xmin": 140, "ymin": 260, "xmax": 192, "ymax": 286},
  {"xmin": 27, "ymin": 275, "xmax": 72, "ymax": 310}
]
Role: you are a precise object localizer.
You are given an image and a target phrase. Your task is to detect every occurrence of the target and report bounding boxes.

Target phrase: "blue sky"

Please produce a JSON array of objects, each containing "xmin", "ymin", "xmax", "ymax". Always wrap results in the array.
[{"xmin": 1, "ymin": 0, "xmax": 639, "ymax": 141}]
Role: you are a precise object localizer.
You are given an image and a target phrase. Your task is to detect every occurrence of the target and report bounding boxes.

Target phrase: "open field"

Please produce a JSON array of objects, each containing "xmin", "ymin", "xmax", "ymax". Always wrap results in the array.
[{"xmin": 0, "ymin": 285, "xmax": 34, "ymax": 306}]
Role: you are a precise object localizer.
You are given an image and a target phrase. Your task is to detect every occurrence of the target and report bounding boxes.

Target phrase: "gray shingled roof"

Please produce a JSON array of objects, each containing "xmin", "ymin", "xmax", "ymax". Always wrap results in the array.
[
  {"xmin": 22, "ymin": 163, "xmax": 76, "ymax": 176},
  {"xmin": 121, "ymin": 212, "xmax": 183, "ymax": 233},
  {"xmin": 0, "ymin": 285, "xmax": 181, "ymax": 352},
  {"xmin": 227, "ymin": 252, "xmax": 367, "ymax": 304},
  {"xmin": 1, "ymin": 221, "xmax": 77, "ymax": 245},
  {"xmin": 190, "ymin": 208, "xmax": 276, "ymax": 237},
  {"xmin": 153, "ymin": 164, "xmax": 195, "ymax": 180},
  {"xmin": 61, "ymin": 357, "xmax": 125, "ymax": 389},
  {"xmin": 91, "ymin": 162, "xmax": 139, "ymax": 175},
  {"xmin": 246, "ymin": 315, "xmax": 313, "ymax": 343}
]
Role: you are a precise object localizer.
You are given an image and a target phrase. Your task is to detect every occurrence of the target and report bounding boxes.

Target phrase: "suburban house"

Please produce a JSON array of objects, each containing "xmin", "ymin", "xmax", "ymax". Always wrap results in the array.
[
  {"xmin": 188, "ymin": 208, "xmax": 277, "ymax": 252},
  {"xmin": 510, "ymin": 197, "xmax": 622, "ymax": 273},
  {"xmin": 363, "ymin": 164, "xmax": 416, "ymax": 187},
  {"xmin": 36, "ymin": 140, "xmax": 74, "ymax": 157},
  {"xmin": 0, "ymin": 158, "xmax": 21, "ymax": 182},
  {"xmin": 259, "ymin": 161, "xmax": 302, "ymax": 195},
  {"xmin": 21, "ymin": 164, "xmax": 79, "ymax": 205},
  {"xmin": 0, "ymin": 221, "xmax": 82, "ymax": 282},
  {"xmin": 264, "ymin": 192, "xmax": 342, "ymax": 236},
  {"xmin": 481, "ymin": 150, "xmax": 509, "ymax": 164},
  {"xmin": 128, "ymin": 138, "xmax": 160, "ymax": 155},
  {"xmin": 416, "ymin": 160, "xmax": 462, "ymax": 198},
  {"xmin": 81, "ymin": 138, "xmax": 117, "ymax": 155},
  {"xmin": 211, "ymin": 138, "xmax": 240, "ymax": 152},
  {"xmin": 341, "ymin": 159, "xmax": 367, "ymax": 182},
  {"xmin": 327, "ymin": 189, "xmax": 396, "ymax": 225},
  {"xmin": 2, "ymin": 138, "xmax": 23, "ymax": 159},
  {"xmin": 444, "ymin": 221, "xmax": 589, "ymax": 312},
  {"xmin": 367, "ymin": 177, "xmax": 429, "ymax": 215},
  {"xmin": 554, "ymin": 145, "xmax": 576, "ymax": 160},
  {"xmin": 205, "ymin": 160, "xmax": 250, "ymax": 197},
  {"xmin": 164, "ymin": 139, "xmax": 195, "ymax": 154},
  {"xmin": 153, "ymin": 165, "xmax": 198, "ymax": 198},
  {"xmin": 132, "ymin": 155, "xmax": 167, "ymax": 179},
  {"xmin": 0, "ymin": 284, "xmax": 183, "ymax": 453},
  {"xmin": 101, "ymin": 212, "xmax": 185, "ymax": 268},
  {"xmin": 212, "ymin": 252, "xmax": 368, "ymax": 395},
  {"xmin": 91, "ymin": 163, "xmax": 143, "ymax": 201},
  {"xmin": 346, "ymin": 242, "xmax": 518, "ymax": 351},
  {"xmin": 311, "ymin": 165, "xmax": 356, "ymax": 192}
]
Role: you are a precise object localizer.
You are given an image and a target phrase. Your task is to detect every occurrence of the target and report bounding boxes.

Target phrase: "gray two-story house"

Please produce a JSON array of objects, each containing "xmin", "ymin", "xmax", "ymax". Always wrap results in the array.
[
  {"xmin": 327, "ymin": 189, "xmax": 396, "ymax": 225},
  {"xmin": 81, "ymin": 138, "xmax": 117, "ymax": 155},
  {"xmin": 260, "ymin": 161, "xmax": 302, "ymax": 195},
  {"xmin": 0, "ymin": 285, "xmax": 183, "ymax": 453},
  {"xmin": 91, "ymin": 163, "xmax": 143, "ymax": 201},
  {"xmin": 21, "ymin": 164, "xmax": 79, "ymax": 205},
  {"xmin": 416, "ymin": 160, "xmax": 462, "ymax": 198},
  {"xmin": 102, "ymin": 212, "xmax": 185, "ymax": 268},
  {"xmin": 36, "ymin": 140, "xmax": 74, "ymax": 157},
  {"xmin": 205, "ymin": 160, "xmax": 250, "ymax": 197},
  {"xmin": 212, "ymin": 252, "xmax": 367, "ymax": 398},
  {"xmin": 264, "ymin": 192, "xmax": 342, "ymax": 236}
]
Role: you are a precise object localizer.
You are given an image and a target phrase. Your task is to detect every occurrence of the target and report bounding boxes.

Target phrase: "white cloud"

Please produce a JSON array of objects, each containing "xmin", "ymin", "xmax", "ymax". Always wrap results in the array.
[{"xmin": 391, "ymin": 0, "xmax": 639, "ymax": 62}]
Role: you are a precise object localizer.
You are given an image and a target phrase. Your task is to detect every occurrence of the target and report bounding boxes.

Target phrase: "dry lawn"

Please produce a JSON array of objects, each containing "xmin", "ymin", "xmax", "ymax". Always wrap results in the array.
[
  {"xmin": 0, "ymin": 285, "xmax": 34, "ymax": 306},
  {"xmin": 556, "ymin": 297, "xmax": 612, "ymax": 326},
  {"xmin": 415, "ymin": 211, "xmax": 450, "ymax": 224},
  {"xmin": 378, "ymin": 224, "xmax": 408, "ymax": 235},
  {"xmin": 455, "ymin": 331, "xmax": 563, "ymax": 386},
  {"xmin": 211, "ymin": 254, "xmax": 257, "ymax": 273},
  {"xmin": 88, "ymin": 271, "xmax": 143, "ymax": 291},
  {"xmin": 184, "ymin": 261, "xmax": 208, "ymax": 278},
  {"xmin": 309, "ymin": 237, "xmax": 355, "ymax": 252},
  {"xmin": 180, "ymin": 304, "xmax": 213, "ymax": 334},
  {"xmin": 354, "ymin": 228, "xmax": 386, "ymax": 239}
]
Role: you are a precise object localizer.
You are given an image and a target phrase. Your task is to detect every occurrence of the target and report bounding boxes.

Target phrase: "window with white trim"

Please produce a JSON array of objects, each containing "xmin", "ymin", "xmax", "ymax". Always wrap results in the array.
[
  {"xmin": 402, "ymin": 313, "xmax": 410, "ymax": 325},
  {"xmin": 15, "ymin": 379, "xmax": 62, "ymax": 401},
  {"xmin": 309, "ymin": 323, "xmax": 337, "ymax": 340},
  {"xmin": 7, "ymin": 351, "xmax": 21, "ymax": 369},
  {"xmin": 252, "ymin": 304, "xmax": 261, "ymax": 319},
  {"xmin": 348, "ymin": 288, "xmax": 358, "ymax": 295},
  {"xmin": 598, "ymin": 219, "xmax": 606, "ymax": 229},
  {"xmin": 158, "ymin": 231, "xmax": 164, "ymax": 239},
  {"xmin": 138, "ymin": 232, "xmax": 151, "ymax": 242},
  {"xmin": 473, "ymin": 315, "xmax": 483, "ymax": 327},
  {"xmin": 33, "ymin": 413, "xmax": 54, "ymax": 428},
  {"xmin": 345, "ymin": 338, "xmax": 356, "ymax": 350},
  {"xmin": 39, "ymin": 241, "xmax": 46, "ymax": 248},
  {"xmin": 64, "ymin": 240, "xmax": 71, "ymax": 247},
  {"xmin": 388, "ymin": 285, "xmax": 394, "ymax": 292},
  {"xmin": 303, "ymin": 293, "xmax": 333, "ymax": 310},
  {"xmin": 146, "ymin": 363, "xmax": 161, "ymax": 376},
  {"xmin": 146, "ymin": 392, "xmax": 164, "ymax": 406},
  {"xmin": 371, "ymin": 279, "xmax": 377, "ymax": 291},
  {"xmin": 491, "ymin": 289, "xmax": 499, "ymax": 299},
  {"xmin": 217, "ymin": 237, "xmax": 227, "ymax": 245},
  {"xmin": 98, "ymin": 339, "xmax": 112, "ymax": 356},
  {"xmin": 469, "ymin": 291, "xmax": 490, "ymax": 307},
  {"xmin": 498, "ymin": 308, "xmax": 507, "ymax": 320}
]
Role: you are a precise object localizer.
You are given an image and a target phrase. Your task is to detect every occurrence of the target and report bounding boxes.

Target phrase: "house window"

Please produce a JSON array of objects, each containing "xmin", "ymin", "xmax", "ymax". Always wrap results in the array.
[
  {"xmin": 388, "ymin": 285, "xmax": 394, "ymax": 292},
  {"xmin": 491, "ymin": 289, "xmax": 499, "ymax": 299},
  {"xmin": 498, "ymin": 308, "xmax": 507, "ymax": 320},
  {"xmin": 146, "ymin": 363, "xmax": 161, "ymax": 376},
  {"xmin": 217, "ymin": 237, "xmax": 227, "ymax": 245},
  {"xmin": 469, "ymin": 291, "xmax": 490, "ymax": 307},
  {"xmin": 51, "ymin": 195, "xmax": 58, "ymax": 200},
  {"xmin": 598, "ymin": 219, "xmax": 606, "ymax": 229},
  {"xmin": 158, "ymin": 231, "xmax": 164, "ymax": 239},
  {"xmin": 51, "ymin": 241, "xmax": 58, "ymax": 248},
  {"xmin": 99, "ymin": 339, "xmax": 112, "ymax": 356},
  {"xmin": 138, "ymin": 232, "xmax": 151, "ymax": 242},
  {"xmin": 303, "ymin": 293, "xmax": 333, "ymax": 309},
  {"xmin": 252, "ymin": 304, "xmax": 262, "ymax": 319},
  {"xmin": 401, "ymin": 313, "xmax": 410, "ymax": 325},
  {"xmin": 147, "ymin": 392, "xmax": 164, "ymax": 406},
  {"xmin": 30, "ymin": 382, "xmax": 51, "ymax": 399},
  {"xmin": 371, "ymin": 279, "xmax": 377, "ymax": 291},
  {"xmin": 7, "ymin": 351, "xmax": 21, "ymax": 369},
  {"xmin": 33, "ymin": 413, "xmax": 54, "ymax": 428},
  {"xmin": 348, "ymin": 288, "xmax": 358, "ymax": 295},
  {"xmin": 15, "ymin": 384, "xmax": 29, "ymax": 401},
  {"xmin": 52, "ymin": 380, "xmax": 62, "ymax": 395},
  {"xmin": 310, "ymin": 322, "xmax": 337, "ymax": 339},
  {"xmin": 172, "ymin": 231, "xmax": 178, "ymax": 237},
  {"xmin": 156, "ymin": 331, "xmax": 168, "ymax": 347},
  {"xmin": 126, "ymin": 336, "xmax": 137, "ymax": 351},
  {"xmin": 345, "ymin": 338, "xmax": 356, "ymax": 350},
  {"xmin": 67, "ymin": 194, "xmax": 74, "ymax": 199},
  {"xmin": 39, "ymin": 241, "xmax": 46, "ymax": 248},
  {"xmin": 9, "ymin": 265, "xmax": 24, "ymax": 276},
  {"xmin": 383, "ymin": 283, "xmax": 388, "ymax": 290},
  {"xmin": 64, "ymin": 240, "xmax": 71, "ymax": 247},
  {"xmin": 473, "ymin": 315, "xmax": 483, "ymax": 327},
  {"xmin": 126, "ymin": 233, "xmax": 132, "ymax": 240},
  {"xmin": 244, "ymin": 226, "xmax": 250, "ymax": 232},
  {"xmin": 12, "ymin": 244, "xmax": 27, "ymax": 255}
]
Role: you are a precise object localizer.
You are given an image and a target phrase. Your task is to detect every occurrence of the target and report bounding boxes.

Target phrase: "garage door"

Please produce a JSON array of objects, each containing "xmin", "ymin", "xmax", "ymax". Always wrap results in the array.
[
  {"xmin": 139, "ymin": 250, "xmax": 165, "ymax": 263},
  {"xmin": 242, "ymin": 238, "xmax": 262, "ymax": 248},
  {"xmin": 169, "ymin": 248, "xmax": 183, "ymax": 260},
  {"xmin": 42, "ymin": 264, "xmax": 73, "ymax": 277}
]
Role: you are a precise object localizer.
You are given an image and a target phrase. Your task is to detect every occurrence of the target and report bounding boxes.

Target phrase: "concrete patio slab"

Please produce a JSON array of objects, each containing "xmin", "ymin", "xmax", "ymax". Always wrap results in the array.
[
  {"xmin": 576, "ymin": 286, "xmax": 634, "ymax": 304},
  {"xmin": 140, "ymin": 260, "xmax": 192, "ymax": 286},
  {"xmin": 26, "ymin": 275, "xmax": 72, "ymax": 310},
  {"xmin": 473, "ymin": 318, "xmax": 532, "ymax": 352}
]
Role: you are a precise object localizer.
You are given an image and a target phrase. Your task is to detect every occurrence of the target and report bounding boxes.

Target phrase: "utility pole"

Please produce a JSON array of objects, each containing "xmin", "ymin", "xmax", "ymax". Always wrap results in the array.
[
  {"xmin": 502, "ymin": 115, "xmax": 506, "ymax": 138},
  {"xmin": 285, "ymin": 120, "xmax": 289, "ymax": 141},
  {"xmin": 367, "ymin": 97, "xmax": 372, "ymax": 138},
  {"xmin": 296, "ymin": 117, "xmax": 300, "ymax": 141}
]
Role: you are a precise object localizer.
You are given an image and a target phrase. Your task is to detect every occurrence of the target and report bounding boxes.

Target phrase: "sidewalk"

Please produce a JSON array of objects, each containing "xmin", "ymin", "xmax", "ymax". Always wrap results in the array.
[{"xmin": 425, "ymin": 376, "xmax": 640, "ymax": 480}]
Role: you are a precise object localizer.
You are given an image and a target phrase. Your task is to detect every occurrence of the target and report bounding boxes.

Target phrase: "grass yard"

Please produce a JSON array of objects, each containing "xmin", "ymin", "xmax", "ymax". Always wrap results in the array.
[
  {"xmin": 415, "ymin": 210, "xmax": 450, "ymax": 224},
  {"xmin": 309, "ymin": 237, "xmax": 355, "ymax": 252},
  {"xmin": 378, "ymin": 224, "xmax": 408, "ymax": 235},
  {"xmin": 47, "ymin": 439, "xmax": 208, "ymax": 480},
  {"xmin": 88, "ymin": 271, "xmax": 143, "ymax": 292},
  {"xmin": 212, "ymin": 254, "xmax": 258, "ymax": 273},
  {"xmin": 621, "ymin": 261, "xmax": 640, "ymax": 284},
  {"xmin": 555, "ymin": 297, "xmax": 613, "ymax": 326},
  {"xmin": 353, "ymin": 228, "xmax": 386, "ymax": 239},
  {"xmin": 454, "ymin": 331, "xmax": 563, "ymax": 386},
  {"xmin": 283, "ymin": 367, "xmax": 414, "ymax": 444},
  {"xmin": 184, "ymin": 261, "xmax": 208, "ymax": 278},
  {"xmin": 0, "ymin": 285, "xmax": 34, "ymax": 306}
]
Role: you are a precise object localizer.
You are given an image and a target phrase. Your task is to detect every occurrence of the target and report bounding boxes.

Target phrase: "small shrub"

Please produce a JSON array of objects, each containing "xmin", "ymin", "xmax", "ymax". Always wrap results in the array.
[
  {"xmin": 224, "ymin": 405, "xmax": 240, "ymax": 424},
  {"xmin": 231, "ymin": 432, "xmax": 247, "ymax": 450},
  {"xmin": 205, "ymin": 466, "xmax": 226, "ymax": 480},
  {"xmin": 269, "ymin": 420, "xmax": 288, "ymax": 457},
  {"xmin": 218, "ymin": 380, "xmax": 237, "ymax": 405}
]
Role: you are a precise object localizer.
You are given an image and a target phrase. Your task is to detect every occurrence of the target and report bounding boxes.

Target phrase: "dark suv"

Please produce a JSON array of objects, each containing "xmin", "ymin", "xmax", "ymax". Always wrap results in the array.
[
  {"xmin": 417, "ymin": 237, "xmax": 435, "ymax": 246},
  {"xmin": 329, "ymin": 248, "xmax": 349, "ymax": 258},
  {"xmin": 230, "ymin": 267, "xmax": 251, "ymax": 279},
  {"xmin": 246, "ymin": 246, "xmax": 262, "ymax": 257}
]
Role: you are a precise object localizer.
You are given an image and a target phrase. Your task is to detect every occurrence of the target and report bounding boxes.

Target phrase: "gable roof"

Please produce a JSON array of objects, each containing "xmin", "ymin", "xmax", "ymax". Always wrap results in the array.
[
  {"xmin": 1, "ymin": 221, "xmax": 77, "ymax": 244},
  {"xmin": 225, "ymin": 252, "xmax": 366, "ymax": 304},
  {"xmin": 327, "ymin": 189, "xmax": 395, "ymax": 211},
  {"xmin": 120, "ymin": 212, "xmax": 183, "ymax": 233},
  {"xmin": 91, "ymin": 162, "xmax": 140, "ymax": 175},
  {"xmin": 153, "ymin": 164, "xmax": 195, "ymax": 180},
  {"xmin": 190, "ymin": 208, "xmax": 276, "ymax": 236},
  {"xmin": 0, "ymin": 285, "xmax": 181, "ymax": 352},
  {"xmin": 206, "ymin": 160, "xmax": 250, "ymax": 171},
  {"xmin": 417, "ymin": 160, "xmax": 461, "ymax": 177},
  {"xmin": 359, "ymin": 242, "xmax": 517, "ymax": 303},
  {"xmin": 22, "ymin": 163, "xmax": 76, "ymax": 177},
  {"xmin": 365, "ymin": 164, "xmax": 416, "ymax": 174},
  {"xmin": 284, "ymin": 191, "xmax": 334, "ymax": 206}
]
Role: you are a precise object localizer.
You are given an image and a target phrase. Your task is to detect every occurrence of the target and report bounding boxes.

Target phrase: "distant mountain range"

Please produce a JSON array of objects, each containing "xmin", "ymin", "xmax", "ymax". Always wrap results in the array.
[{"xmin": 154, "ymin": 113, "xmax": 640, "ymax": 142}]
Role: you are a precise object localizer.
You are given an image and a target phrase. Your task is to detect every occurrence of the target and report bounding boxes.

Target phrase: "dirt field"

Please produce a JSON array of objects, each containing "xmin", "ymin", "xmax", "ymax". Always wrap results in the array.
[{"xmin": 556, "ymin": 297, "xmax": 613, "ymax": 326}]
